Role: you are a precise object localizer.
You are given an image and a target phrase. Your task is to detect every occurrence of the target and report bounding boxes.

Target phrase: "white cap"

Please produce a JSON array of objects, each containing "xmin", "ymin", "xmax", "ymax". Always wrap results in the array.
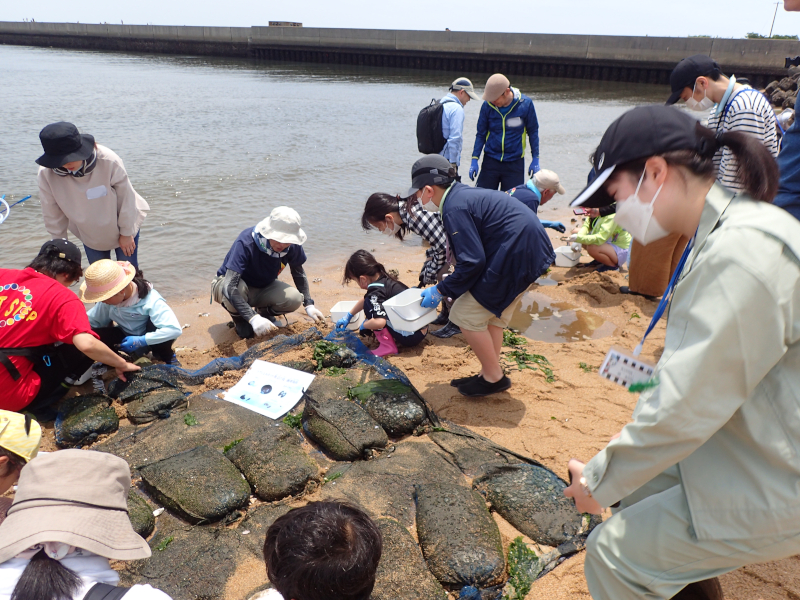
[
  {"xmin": 255, "ymin": 207, "xmax": 307, "ymax": 245},
  {"xmin": 533, "ymin": 170, "xmax": 566, "ymax": 195}
]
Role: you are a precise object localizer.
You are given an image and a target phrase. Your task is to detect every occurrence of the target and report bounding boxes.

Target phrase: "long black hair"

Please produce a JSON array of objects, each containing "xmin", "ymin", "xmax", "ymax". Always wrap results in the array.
[
  {"xmin": 131, "ymin": 268, "xmax": 151, "ymax": 299},
  {"xmin": 10, "ymin": 550, "xmax": 83, "ymax": 600},
  {"xmin": 361, "ymin": 193, "xmax": 414, "ymax": 241},
  {"xmin": 616, "ymin": 121, "xmax": 779, "ymax": 202},
  {"xmin": 342, "ymin": 250, "xmax": 395, "ymax": 285}
]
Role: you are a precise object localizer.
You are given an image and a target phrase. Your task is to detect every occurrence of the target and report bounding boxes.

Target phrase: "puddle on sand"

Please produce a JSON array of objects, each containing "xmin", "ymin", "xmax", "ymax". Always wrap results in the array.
[{"xmin": 509, "ymin": 291, "xmax": 617, "ymax": 343}]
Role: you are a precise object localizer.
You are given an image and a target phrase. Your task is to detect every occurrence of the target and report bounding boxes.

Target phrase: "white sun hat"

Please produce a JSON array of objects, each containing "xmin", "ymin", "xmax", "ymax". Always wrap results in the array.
[{"xmin": 255, "ymin": 207, "xmax": 307, "ymax": 245}]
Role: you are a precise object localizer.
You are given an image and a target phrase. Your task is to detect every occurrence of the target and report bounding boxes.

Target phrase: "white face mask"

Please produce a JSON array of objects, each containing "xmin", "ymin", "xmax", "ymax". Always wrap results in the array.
[
  {"xmin": 418, "ymin": 190, "xmax": 438, "ymax": 213},
  {"xmin": 380, "ymin": 220, "xmax": 400, "ymax": 236},
  {"xmin": 614, "ymin": 169, "xmax": 671, "ymax": 246},
  {"xmin": 685, "ymin": 81, "xmax": 714, "ymax": 112}
]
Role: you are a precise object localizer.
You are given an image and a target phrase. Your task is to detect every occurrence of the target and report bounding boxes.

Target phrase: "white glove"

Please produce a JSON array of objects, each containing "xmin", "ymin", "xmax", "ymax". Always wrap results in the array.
[
  {"xmin": 249, "ymin": 314, "xmax": 278, "ymax": 337},
  {"xmin": 570, "ymin": 243, "xmax": 582, "ymax": 253},
  {"xmin": 305, "ymin": 305, "xmax": 324, "ymax": 322},
  {"xmin": 568, "ymin": 234, "xmax": 578, "ymax": 243}
]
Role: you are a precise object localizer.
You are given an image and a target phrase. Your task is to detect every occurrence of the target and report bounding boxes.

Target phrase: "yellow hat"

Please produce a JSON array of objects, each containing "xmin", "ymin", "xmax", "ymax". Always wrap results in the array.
[
  {"xmin": 0, "ymin": 410, "xmax": 41, "ymax": 463},
  {"xmin": 79, "ymin": 260, "xmax": 136, "ymax": 303}
]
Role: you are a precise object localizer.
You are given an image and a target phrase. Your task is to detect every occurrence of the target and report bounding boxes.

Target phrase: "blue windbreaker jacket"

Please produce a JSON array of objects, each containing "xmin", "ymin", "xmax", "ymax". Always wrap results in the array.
[
  {"xmin": 471, "ymin": 88, "xmax": 539, "ymax": 163},
  {"xmin": 774, "ymin": 117, "xmax": 800, "ymax": 221},
  {"xmin": 437, "ymin": 182, "xmax": 555, "ymax": 316}
]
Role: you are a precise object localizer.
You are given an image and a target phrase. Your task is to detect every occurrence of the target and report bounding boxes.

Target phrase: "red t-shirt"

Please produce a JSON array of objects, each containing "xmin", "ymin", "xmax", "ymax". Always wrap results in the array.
[{"xmin": 0, "ymin": 268, "xmax": 97, "ymax": 411}]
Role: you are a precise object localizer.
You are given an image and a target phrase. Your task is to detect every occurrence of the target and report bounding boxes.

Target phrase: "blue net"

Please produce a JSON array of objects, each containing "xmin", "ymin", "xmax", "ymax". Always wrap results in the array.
[{"xmin": 324, "ymin": 329, "xmax": 412, "ymax": 386}]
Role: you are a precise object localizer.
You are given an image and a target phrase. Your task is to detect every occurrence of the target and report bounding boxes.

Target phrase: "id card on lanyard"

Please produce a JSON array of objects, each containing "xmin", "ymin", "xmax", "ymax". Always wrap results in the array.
[{"xmin": 599, "ymin": 235, "xmax": 696, "ymax": 390}]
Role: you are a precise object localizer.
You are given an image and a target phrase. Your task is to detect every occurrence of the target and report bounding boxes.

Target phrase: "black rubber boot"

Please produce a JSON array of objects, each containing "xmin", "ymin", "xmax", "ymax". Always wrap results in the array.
[{"xmin": 228, "ymin": 312, "xmax": 254, "ymax": 339}]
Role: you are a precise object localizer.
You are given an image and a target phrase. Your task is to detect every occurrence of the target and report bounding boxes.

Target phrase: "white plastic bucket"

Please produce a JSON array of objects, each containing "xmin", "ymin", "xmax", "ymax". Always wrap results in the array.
[
  {"xmin": 382, "ymin": 288, "xmax": 439, "ymax": 332},
  {"xmin": 554, "ymin": 246, "xmax": 582, "ymax": 268},
  {"xmin": 330, "ymin": 300, "xmax": 365, "ymax": 330}
]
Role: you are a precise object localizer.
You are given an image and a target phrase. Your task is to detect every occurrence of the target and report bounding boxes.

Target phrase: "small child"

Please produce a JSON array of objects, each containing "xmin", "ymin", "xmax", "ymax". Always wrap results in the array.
[
  {"xmin": 0, "ymin": 410, "xmax": 41, "ymax": 525},
  {"xmin": 337, "ymin": 250, "xmax": 427, "ymax": 357},
  {"xmin": 569, "ymin": 212, "xmax": 632, "ymax": 272},
  {"xmin": 81, "ymin": 260, "xmax": 183, "ymax": 366},
  {"xmin": 262, "ymin": 501, "xmax": 382, "ymax": 600}
]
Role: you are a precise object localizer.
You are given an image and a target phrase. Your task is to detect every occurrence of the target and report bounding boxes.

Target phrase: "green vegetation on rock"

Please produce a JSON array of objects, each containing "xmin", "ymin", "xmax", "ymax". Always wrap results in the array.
[
  {"xmin": 313, "ymin": 341, "xmax": 344, "ymax": 370},
  {"xmin": 325, "ymin": 366, "xmax": 347, "ymax": 376},
  {"xmin": 282, "ymin": 413, "xmax": 302, "ymax": 429},
  {"xmin": 183, "ymin": 413, "xmax": 198, "ymax": 426},
  {"xmin": 504, "ymin": 537, "xmax": 538, "ymax": 600},
  {"xmin": 155, "ymin": 535, "xmax": 174, "ymax": 551},
  {"xmin": 222, "ymin": 438, "xmax": 243, "ymax": 453}
]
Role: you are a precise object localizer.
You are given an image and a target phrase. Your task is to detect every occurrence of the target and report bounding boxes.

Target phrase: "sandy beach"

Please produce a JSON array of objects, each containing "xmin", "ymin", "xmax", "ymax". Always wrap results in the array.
[{"xmin": 143, "ymin": 220, "xmax": 799, "ymax": 600}]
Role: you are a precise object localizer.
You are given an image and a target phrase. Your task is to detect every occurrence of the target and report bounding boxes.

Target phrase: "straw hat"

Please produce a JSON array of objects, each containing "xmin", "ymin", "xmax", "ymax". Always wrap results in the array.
[
  {"xmin": 255, "ymin": 207, "xmax": 307, "ymax": 245},
  {"xmin": 0, "ymin": 450, "xmax": 151, "ymax": 564},
  {"xmin": 0, "ymin": 411, "xmax": 41, "ymax": 464},
  {"xmin": 79, "ymin": 260, "xmax": 136, "ymax": 303}
]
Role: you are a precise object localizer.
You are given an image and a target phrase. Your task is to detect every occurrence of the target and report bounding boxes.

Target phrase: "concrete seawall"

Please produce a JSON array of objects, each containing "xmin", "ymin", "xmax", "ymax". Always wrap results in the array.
[{"xmin": 3, "ymin": 21, "xmax": 800, "ymax": 86}]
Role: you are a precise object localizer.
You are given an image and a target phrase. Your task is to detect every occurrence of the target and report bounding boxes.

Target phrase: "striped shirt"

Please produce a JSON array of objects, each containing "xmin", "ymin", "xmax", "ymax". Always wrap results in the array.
[{"xmin": 708, "ymin": 88, "xmax": 779, "ymax": 192}]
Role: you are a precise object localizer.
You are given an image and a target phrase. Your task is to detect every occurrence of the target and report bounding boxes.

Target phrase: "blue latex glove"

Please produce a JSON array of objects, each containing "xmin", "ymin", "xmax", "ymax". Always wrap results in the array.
[
  {"xmin": 469, "ymin": 158, "xmax": 479, "ymax": 181},
  {"xmin": 528, "ymin": 157, "xmax": 540, "ymax": 176},
  {"xmin": 119, "ymin": 335, "xmax": 148, "ymax": 354},
  {"xmin": 420, "ymin": 286, "xmax": 444, "ymax": 309},
  {"xmin": 359, "ymin": 320, "xmax": 369, "ymax": 331},
  {"xmin": 541, "ymin": 220, "xmax": 566, "ymax": 233},
  {"xmin": 335, "ymin": 313, "xmax": 354, "ymax": 330}
]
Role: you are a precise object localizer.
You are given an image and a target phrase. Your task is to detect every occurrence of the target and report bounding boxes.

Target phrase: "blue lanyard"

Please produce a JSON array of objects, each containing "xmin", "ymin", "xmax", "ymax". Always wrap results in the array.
[{"xmin": 633, "ymin": 234, "xmax": 696, "ymax": 356}]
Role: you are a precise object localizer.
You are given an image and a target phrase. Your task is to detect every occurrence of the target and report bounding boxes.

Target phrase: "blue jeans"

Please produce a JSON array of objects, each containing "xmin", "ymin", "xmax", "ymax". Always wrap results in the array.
[
  {"xmin": 475, "ymin": 156, "xmax": 525, "ymax": 192},
  {"xmin": 83, "ymin": 231, "xmax": 140, "ymax": 269}
]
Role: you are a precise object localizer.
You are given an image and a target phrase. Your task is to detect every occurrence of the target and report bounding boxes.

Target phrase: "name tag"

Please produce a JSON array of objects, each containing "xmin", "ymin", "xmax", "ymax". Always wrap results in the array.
[
  {"xmin": 599, "ymin": 346, "xmax": 656, "ymax": 390},
  {"xmin": 506, "ymin": 117, "xmax": 523, "ymax": 128},
  {"xmin": 86, "ymin": 185, "xmax": 108, "ymax": 200}
]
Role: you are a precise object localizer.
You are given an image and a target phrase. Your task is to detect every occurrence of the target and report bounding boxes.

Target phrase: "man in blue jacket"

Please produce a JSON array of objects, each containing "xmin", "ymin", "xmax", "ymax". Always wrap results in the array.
[
  {"xmin": 412, "ymin": 155, "xmax": 555, "ymax": 397},
  {"xmin": 506, "ymin": 169, "xmax": 567, "ymax": 232},
  {"xmin": 440, "ymin": 77, "xmax": 480, "ymax": 176},
  {"xmin": 469, "ymin": 73, "xmax": 541, "ymax": 191}
]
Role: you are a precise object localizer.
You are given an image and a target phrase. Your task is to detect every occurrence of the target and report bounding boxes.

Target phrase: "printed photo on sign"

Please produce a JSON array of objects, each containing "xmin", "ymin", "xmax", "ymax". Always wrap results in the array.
[
  {"xmin": 599, "ymin": 346, "xmax": 655, "ymax": 390},
  {"xmin": 222, "ymin": 360, "xmax": 315, "ymax": 419}
]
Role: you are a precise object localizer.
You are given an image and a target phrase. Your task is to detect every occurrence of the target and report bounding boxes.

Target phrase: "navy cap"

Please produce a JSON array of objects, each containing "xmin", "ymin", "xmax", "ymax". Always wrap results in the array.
[
  {"xmin": 38, "ymin": 239, "xmax": 82, "ymax": 265},
  {"xmin": 666, "ymin": 55, "xmax": 722, "ymax": 105}
]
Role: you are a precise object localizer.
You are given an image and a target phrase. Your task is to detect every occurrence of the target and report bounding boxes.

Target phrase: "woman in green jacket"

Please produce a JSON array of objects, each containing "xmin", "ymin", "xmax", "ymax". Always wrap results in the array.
[{"xmin": 564, "ymin": 105, "xmax": 800, "ymax": 600}]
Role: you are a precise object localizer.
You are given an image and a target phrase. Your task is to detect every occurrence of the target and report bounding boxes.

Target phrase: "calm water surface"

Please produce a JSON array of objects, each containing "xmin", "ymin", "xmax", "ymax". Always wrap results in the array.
[{"xmin": 0, "ymin": 45, "xmax": 668, "ymax": 297}]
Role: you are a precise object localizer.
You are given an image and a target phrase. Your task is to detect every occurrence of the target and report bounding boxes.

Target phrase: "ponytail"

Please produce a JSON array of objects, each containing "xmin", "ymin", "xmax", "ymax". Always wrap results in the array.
[
  {"xmin": 131, "ymin": 268, "xmax": 151, "ymax": 300},
  {"xmin": 10, "ymin": 550, "xmax": 83, "ymax": 600},
  {"xmin": 361, "ymin": 193, "xmax": 412, "ymax": 241},
  {"xmin": 342, "ymin": 250, "xmax": 395, "ymax": 285},
  {"xmin": 618, "ymin": 122, "xmax": 779, "ymax": 202}
]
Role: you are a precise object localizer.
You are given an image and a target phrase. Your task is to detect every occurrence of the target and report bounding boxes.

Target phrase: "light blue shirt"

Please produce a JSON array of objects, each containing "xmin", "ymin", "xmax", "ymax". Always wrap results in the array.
[
  {"xmin": 440, "ymin": 93, "xmax": 465, "ymax": 168},
  {"xmin": 87, "ymin": 288, "xmax": 182, "ymax": 346},
  {"xmin": 714, "ymin": 75, "xmax": 737, "ymax": 117}
]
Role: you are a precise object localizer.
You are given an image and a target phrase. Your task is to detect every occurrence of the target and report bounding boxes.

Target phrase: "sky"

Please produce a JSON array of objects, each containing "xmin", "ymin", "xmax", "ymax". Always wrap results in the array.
[{"xmin": 6, "ymin": 0, "xmax": 800, "ymax": 39}]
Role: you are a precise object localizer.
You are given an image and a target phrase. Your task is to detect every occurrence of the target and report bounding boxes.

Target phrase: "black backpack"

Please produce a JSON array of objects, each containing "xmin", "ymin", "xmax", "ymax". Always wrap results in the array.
[{"xmin": 416, "ymin": 99, "xmax": 446, "ymax": 154}]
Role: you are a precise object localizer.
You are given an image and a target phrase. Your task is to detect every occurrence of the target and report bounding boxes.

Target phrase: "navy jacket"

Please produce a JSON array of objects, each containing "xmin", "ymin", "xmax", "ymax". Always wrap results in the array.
[
  {"xmin": 471, "ymin": 88, "xmax": 539, "ymax": 163},
  {"xmin": 438, "ymin": 182, "xmax": 555, "ymax": 316},
  {"xmin": 774, "ymin": 118, "xmax": 800, "ymax": 221}
]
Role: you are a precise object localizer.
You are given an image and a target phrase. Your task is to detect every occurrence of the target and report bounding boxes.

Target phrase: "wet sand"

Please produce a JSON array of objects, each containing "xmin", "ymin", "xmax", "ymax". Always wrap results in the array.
[{"xmin": 162, "ymin": 222, "xmax": 800, "ymax": 600}]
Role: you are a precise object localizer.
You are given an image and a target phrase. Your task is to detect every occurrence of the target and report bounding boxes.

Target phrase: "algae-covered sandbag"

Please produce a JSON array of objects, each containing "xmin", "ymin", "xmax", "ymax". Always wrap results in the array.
[
  {"xmin": 348, "ymin": 380, "xmax": 427, "ymax": 437},
  {"xmin": 372, "ymin": 518, "xmax": 448, "ymax": 600},
  {"xmin": 415, "ymin": 483, "xmax": 506, "ymax": 589},
  {"xmin": 225, "ymin": 423, "xmax": 318, "ymax": 501},
  {"xmin": 108, "ymin": 365, "xmax": 183, "ymax": 402},
  {"xmin": 428, "ymin": 424, "xmax": 515, "ymax": 476},
  {"xmin": 128, "ymin": 489, "xmax": 155, "ymax": 539},
  {"xmin": 302, "ymin": 396, "xmax": 387, "ymax": 461},
  {"xmin": 55, "ymin": 394, "xmax": 119, "ymax": 448},
  {"xmin": 126, "ymin": 389, "xmax": 188, "ymax": 424},
  {"xmin": 140, "ymin": 445, "xmax": 250, "ymax": 523},
  {"xmin": 473, "ymin": 463, "xmax": 592, "ymax": 547}
]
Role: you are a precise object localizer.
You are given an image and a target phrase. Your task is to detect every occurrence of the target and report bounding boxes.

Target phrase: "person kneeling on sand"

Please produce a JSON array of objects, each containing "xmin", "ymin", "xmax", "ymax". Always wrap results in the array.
[
  {"xmin": 82, "ymin": 260, "xmax": 183, "ymax": 367},
  {"xmin": 260, "ymin": 501, "xmax": 382, "ymax": 600},
  {"xmin": 0, "ymin": 411, "xmax": 41, "ymax": 526},
  {"xmin": 0, "ymin": 450, "xmax": 172, "ymax": 599},
  {"xmin": 337, "ymin": 250, "xmax": 428, "ymax": 357},
  {"xmin": 212, "ymin": 207, "xmax": 324, "ymax": 339},
  {"xmin": 411, "ymin": 154, "xmax": 555, "ymax": 397},
  {"xmin": 564, "ymin": 105, "xmax": 800, "ymax": 600},
  {"xmin": 567, "ymin": 209, "xmax": 632, "ymax": 272}
]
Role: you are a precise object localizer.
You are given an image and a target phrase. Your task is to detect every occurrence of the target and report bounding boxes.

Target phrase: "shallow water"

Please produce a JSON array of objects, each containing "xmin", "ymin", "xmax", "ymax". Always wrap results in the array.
[
  {"xmin": 509, "ymin": 290, "xmax": 617, "ymax": 343},
  {"xmin": 0, "ymin": 44, "xmax": 668, "ymax": 297}
]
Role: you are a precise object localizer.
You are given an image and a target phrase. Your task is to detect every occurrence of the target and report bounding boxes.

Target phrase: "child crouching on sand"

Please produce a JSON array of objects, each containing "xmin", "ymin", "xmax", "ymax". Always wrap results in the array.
[
  {"xmin": 261, "ymin": 501, "xmax": 382, "ymax": 600},
  {"xmin": 569, "ymin": 212, "xmax": 632, "ymax": 272},
  {"xmin": 336, "ymin": 250, "xmax": 427, "ymax": 357},
  {"xmin": 81, "ymin": 259, "xmax": 183, "ymax": 366}
]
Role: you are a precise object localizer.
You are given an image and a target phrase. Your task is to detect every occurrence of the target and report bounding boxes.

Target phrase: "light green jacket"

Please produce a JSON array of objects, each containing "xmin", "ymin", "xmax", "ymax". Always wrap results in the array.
[
  {"xmin": 575, "ymin": 215, "xmax": 632, "ymax": 249},
  {"xmin": 583, "ymin": 183, "xmax": 800, "ymax": 540}
]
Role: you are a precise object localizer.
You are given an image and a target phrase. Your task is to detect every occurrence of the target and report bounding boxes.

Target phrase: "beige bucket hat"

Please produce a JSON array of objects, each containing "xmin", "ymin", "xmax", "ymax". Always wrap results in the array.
[
  {"xmin": 255, "ymin": 207, "xmax": 307, "ymax": 245},
  {"xmin": 0, "ymin": 450, "xmax": 151, "ymax": 564},
  {"xmin": 79, "ymin": 260, "xmax": 136, "ymax": 303}
]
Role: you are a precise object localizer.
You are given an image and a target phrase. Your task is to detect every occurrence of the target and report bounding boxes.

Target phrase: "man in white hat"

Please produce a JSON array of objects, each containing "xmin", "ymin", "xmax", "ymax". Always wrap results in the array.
[
  {"xmin": 212, "ymin": 207, "xmax": 324, "ymax": 339},
  {"xmin": 505, "ymin": 170, "xmax": 567, "ymax": 232},
  {"xmin": 440, "ymin": 77, "xmax": 481, "ymax": 175}
]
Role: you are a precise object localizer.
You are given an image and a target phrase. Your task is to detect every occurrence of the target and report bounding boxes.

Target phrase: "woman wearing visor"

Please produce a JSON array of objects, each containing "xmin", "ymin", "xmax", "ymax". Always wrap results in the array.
[{"xmin": 563, "ymin": 105, "xmax": 800, "ymax": 600}]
